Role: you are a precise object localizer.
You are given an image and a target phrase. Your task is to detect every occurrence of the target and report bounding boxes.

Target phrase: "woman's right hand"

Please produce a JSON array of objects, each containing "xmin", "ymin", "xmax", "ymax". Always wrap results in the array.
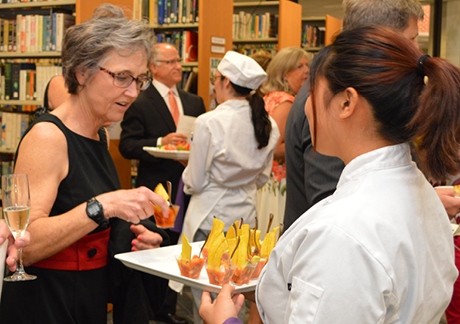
[
  {"xmin": 0, "ymin": 220, "xmax": 31, "ymax": 272},
  {"xmin": 97, "ymin": 186, "xmax": 170, "ymax": 224}
]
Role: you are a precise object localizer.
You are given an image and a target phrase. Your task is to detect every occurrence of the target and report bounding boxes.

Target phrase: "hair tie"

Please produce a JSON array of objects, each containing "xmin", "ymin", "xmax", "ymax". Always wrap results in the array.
[{"xmin": 417, "ymin": 54, "xmax": 431, "ymax": 77}]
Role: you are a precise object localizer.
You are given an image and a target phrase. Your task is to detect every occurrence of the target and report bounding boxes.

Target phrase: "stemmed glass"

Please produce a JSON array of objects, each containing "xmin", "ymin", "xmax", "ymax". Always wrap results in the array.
[{"xmin": 2, "ymin": 174, "xmax": 36, "ymax": 281}]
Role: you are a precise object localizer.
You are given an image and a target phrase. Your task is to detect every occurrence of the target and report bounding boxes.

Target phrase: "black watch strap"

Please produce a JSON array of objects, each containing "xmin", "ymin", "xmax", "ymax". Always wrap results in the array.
[{"xmin": 86, "ymin": 197, "xmax": 108, "ymax": 225}]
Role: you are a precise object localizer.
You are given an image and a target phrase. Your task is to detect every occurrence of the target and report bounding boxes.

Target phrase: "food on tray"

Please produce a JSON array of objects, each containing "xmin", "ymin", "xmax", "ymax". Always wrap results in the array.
[
  {"xmin": 205, "ymin": 232, "xmax": 234, "ymax": 286},
  {"xmin": 454, "ymin": 184, "xmax": 460, "ymax": 196},
  {"xmin": 202, "ymin": 217, "xmax": 226, "ymax": 260},
  {"xmin": 158, "ymin": 141, "xmax": 190, "ymax": 151},
  {"xmin": 152, "ymin": 183, "xmax": 179, "ymax": 228},
  {"xmin": 176, "ymin": 234, "xmax": 204, "ymax": 279},
  {"xmin": 175, "ymin": 216, "xmax": 281, "ymax": 285}
]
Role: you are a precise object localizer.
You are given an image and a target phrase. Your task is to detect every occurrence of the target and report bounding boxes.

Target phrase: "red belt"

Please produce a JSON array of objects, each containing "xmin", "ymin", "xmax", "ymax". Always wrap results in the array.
[{"xmin": 33, "ymin": 228, "xmax": 110, "ymax": 271}]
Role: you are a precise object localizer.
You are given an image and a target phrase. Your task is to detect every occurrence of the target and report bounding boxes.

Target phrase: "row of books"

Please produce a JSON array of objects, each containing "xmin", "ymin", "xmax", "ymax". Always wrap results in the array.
[
  {"xmin": 0, "ymin": 13, "xmax": 75, "ymax": 53},
  {"xmin": 233, "ymin": 43, "xmax": 277, "ymax": 57},
  {"xmin": 1, "ymin": 60, "xmax": 62, "ymax": 105},
  {"xmin": 232, "ymin": 12, "xmax": 278, "ymax": 40},
  {"xmin": 153, "ymin": 30, "xmax": 197, "ymax": 62},
  {"xmin": 301, "ymin": 24, "xmax": 326, "ymax": 49},
  {"xmin": 0, "ymin": 112, "xmax": 29, "ymax": 152},
  {"xmin": 133, "ymin": 0, "xmax": 199, "ymax": 25}
]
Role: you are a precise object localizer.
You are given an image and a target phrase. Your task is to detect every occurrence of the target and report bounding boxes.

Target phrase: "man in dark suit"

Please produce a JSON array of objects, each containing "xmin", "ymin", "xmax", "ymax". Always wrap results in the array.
[
  {"xmin": 283, "ymin": 76, "xmax": 344, "ymax": 230},
  {"xmin": 120, "ymin": 43, "xmax": 205, "ymax": 206},
  {"xmin": 283, "ymin": 0, "xmax": 424, "ymax": 231},
  {"xmin": 119, "ymin": 43, "xmax": 206, "ymax": 324}
]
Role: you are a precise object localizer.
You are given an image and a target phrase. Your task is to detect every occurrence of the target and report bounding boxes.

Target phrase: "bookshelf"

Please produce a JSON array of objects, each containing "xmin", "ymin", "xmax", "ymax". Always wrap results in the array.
[
  {"xmin": 233, "ymin": 0, "xmax": 302, "ymax": 55},
  {"xmin": 301, "ymin": 15, "xmax": 342, "ymax": 52},
  {"xmin": 0, "ymin": 0, "xmax": 76, "ymax": 108}
]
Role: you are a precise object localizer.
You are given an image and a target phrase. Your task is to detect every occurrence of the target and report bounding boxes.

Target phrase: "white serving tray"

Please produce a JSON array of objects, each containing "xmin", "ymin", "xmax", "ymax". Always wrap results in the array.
[
  {"xmin": 115, "ymin": 241, "xmax": 257, "ymax": 294},
  {"xmin": 143, "ymin": 147, "xmax": 189, "ymax": 160}
]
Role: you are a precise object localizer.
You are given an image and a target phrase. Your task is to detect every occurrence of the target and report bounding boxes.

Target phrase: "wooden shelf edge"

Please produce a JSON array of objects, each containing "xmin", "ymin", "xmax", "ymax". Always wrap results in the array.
[
  {"xmin": 182, "ymin": 62, "xmax": 198, "ymax": 67},
  {"xmin": 0, "ymin": 100, "xmax": 42, "ymax": 105},
  {"xmin": 0, "ymin": 0, "xmax": 76, "ymax": 9},
  {"xmin": 302, "ymin": 16, "xmax": 325, "ymax": 22},
  {"xmin": 233, "ymin": 37, "xmax": 278, "ymax": 43},
  {"xmin": 0, "ymin": 51, "xmax": 62, "ymax": 58},
  {"xmin": 303, "ymin": 46, "xmax": 322, "ymax": 51},
  {"xmin": 234, "ymin": 1, "xmax": 279, "ymax": 7},
  {"xmin": 150, "ymin": 23, "xmax": 199, "ymax": 29}
]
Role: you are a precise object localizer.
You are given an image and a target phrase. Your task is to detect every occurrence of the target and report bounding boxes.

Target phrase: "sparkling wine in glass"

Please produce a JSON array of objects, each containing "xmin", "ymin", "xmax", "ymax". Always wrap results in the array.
[{"xmin": 2, "ymin": 174, "xmax": 36, "ymax": 281}]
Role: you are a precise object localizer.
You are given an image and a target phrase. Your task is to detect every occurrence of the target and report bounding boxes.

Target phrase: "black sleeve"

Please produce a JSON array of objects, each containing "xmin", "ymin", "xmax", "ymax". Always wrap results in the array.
[{"xmin": 119, "ymin": 101, "xmax": 160, "ymax": 163}]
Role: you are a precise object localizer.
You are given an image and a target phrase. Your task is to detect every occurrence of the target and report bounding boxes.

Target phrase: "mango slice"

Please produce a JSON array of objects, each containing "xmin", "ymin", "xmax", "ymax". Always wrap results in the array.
[
  {"xmin": 154, "ymin": 183, "xmax": 169, "ymax": 201},
  {"xmin": 181, "ymin": 234, "xmax": 192, "ymax": 261}
]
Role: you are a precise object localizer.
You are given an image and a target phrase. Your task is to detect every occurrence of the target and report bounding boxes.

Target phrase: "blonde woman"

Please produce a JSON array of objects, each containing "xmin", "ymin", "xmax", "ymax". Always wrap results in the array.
[{"xmin": 256, "ymin": 47, "xmax": 311, "ymax": 235}]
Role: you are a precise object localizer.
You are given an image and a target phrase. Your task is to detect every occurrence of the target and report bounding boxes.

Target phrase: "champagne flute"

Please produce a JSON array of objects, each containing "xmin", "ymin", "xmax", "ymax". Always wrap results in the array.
[{"xmin": 2, "ymin": 174, "xmax": 36, "ymax": 281}]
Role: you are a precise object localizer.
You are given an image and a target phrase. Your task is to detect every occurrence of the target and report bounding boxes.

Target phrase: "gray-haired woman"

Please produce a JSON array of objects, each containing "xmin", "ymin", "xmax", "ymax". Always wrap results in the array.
[{"xmin": 0, "ymin": 5, "xmax": 169, "ymax": 324}]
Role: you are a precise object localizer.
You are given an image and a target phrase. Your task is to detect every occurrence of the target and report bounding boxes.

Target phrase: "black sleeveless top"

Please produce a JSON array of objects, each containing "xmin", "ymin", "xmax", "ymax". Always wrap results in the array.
[{"xmin": 16, "ymin": 113, "xmax": 120, "ymax": 232}]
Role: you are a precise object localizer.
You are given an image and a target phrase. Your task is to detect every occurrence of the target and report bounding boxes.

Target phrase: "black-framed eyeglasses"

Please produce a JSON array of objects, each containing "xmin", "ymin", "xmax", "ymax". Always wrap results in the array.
[
  {"xmin": 98, "ymin": 66, "xmax": 152, "ymax": 91},
  {"xmin": 210, "ymin": 73, "xmax": 225, "ymax": 86},
  {"xmin": 154, "ymin": 58, "xmax": 183, "ymax": 66}
]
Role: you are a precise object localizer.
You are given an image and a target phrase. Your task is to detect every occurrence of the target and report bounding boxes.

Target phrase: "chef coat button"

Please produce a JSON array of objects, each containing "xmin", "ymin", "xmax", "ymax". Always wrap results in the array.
[{"xmin": 88, "ymin": 248, "xmax": 97, "ymax": 258}]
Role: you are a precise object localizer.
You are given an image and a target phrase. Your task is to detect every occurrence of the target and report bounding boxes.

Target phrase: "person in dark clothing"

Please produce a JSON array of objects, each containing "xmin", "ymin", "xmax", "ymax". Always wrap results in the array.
[{"xmin": 0, "ymin": 7, "xmax": 169, "ymax": 324}]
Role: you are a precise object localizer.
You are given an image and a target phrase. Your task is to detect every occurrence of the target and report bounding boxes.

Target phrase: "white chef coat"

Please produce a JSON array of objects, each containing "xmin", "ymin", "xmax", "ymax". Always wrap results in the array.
[
  {"xmin": 256, "ymin": 143, "xmax": 457, "ymax": 324},
  {"xmin": 181, "ymin": 99, "xmax": 279, "ymax": 241}
]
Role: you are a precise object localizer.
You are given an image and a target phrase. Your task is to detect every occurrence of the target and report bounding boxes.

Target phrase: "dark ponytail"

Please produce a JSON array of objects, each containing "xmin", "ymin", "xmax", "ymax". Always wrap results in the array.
[
  {"xmin": 229, "ymin": 81, "xmax": 272, "ymax": 149},
  {"xmin": 312, "ymin": 26, "xmax": 460, "ymax": 182},
  {"xmin": 409, "ymin": 57, "xmax": 460, "ymax": 181}
]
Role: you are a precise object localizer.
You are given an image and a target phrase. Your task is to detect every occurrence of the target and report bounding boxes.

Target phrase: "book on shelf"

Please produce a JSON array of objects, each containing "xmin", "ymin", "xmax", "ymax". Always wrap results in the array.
[
  {"xmin": 10, "ymin": 62, "xmax": 20, "ymax": 100},
  {"xmin": 183, "ymin": 70, "xmax": 197, "ymax": 93},
  {"xmin": 3, "ymin": 62, "xmax": 11, "ymax": 100},
  {"xmin": 182, "ymin": 30, "xmax": 197, "ymax": 62}
]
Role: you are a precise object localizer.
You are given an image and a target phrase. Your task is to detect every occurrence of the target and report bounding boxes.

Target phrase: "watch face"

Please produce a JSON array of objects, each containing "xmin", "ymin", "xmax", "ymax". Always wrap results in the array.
[{"xmin": 87, "ymin": 202, "xmax": 100, "ymax": 216}]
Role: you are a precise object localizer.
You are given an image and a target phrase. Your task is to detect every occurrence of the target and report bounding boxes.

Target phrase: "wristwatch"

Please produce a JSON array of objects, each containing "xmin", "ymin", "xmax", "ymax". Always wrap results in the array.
[{"xmin": 86, "ymin": 197, "xmax": 108, "ymax": 225}]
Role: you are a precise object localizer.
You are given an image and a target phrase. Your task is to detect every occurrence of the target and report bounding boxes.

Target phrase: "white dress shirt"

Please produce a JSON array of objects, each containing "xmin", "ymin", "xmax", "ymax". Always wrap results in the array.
[
  {"xmin": 257, "ymin": 143, "xmax": 457, "ymax": 324},
  {"xmin": 181, "ymin": 99, "xmax": 280, "ymax": 240}
]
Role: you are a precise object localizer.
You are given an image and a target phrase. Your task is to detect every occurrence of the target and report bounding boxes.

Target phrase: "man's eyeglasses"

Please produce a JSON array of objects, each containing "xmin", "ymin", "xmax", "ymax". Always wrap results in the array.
[
  {"xmin": 154, "ymin": 58, "xmax": 183, "ymax": 66},
  {"xmin": 98, "ymin": 66, "xmax": 152, "ymax": 91}
]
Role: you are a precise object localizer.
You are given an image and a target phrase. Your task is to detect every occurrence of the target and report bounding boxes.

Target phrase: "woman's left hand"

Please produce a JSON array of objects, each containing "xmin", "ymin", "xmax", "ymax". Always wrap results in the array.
[
  {"xmin": 199, "ymin": 284, "xmax": 245, "ymax": 324},
  {"xmin": 130, "ymin": 224, "xmax": 163, "ymax": 250}
]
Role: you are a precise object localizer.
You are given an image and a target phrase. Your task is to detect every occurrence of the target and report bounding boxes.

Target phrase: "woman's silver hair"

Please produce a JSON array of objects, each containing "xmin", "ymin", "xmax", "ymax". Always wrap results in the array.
[
  {"xmin": 343, "ymin": 0, "xmax": 424, "ymax": 32},
  {"xmin": 91, "ymin": 3, "xmax": 126, "ymax": 19},
  {"xmin": 62, "ymin": 7, "xmax": 152, "ymax": 94},
  {"xmin": 260, "ymin": 47, "xmax": 309, "ymax": 95}
]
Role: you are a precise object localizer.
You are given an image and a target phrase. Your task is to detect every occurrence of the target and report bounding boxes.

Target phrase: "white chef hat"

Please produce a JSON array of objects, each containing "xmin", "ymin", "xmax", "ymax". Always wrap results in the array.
[{"xmin": 217, "ymin": 51, "xmax": 267, "ymax": 90}]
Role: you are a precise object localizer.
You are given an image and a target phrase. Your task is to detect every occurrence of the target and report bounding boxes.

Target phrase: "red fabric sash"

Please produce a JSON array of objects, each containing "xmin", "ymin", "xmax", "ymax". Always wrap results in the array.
[{"xmin": 33, "ymin": 228, "xmax": 110, "ymax": 271}]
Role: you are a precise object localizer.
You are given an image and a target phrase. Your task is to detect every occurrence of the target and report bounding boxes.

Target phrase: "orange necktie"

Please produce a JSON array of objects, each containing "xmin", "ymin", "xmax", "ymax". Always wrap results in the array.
[{"xmin": 169, "ymin": 89, "xmax": 180, "ymax": 126}]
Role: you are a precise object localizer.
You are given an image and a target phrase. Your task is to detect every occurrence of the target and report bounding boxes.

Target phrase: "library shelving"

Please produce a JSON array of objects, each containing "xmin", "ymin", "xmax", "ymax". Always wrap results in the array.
[
  {"xmin": 0, "ymin": 0, "xmax": 76, "ymax": 109},
  {"xmin": 233, "ymin": 0, "xmax": 301, "ymax": 54},
  {"xmin": 301, "ymin": 15, "xmax": 342, "ymax": 52}
]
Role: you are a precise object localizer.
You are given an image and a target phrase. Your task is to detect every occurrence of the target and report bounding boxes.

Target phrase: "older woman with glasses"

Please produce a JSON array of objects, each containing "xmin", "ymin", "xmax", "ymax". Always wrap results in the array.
[{"xmin": 0, "ymin": 5, "xmax": 169, "ymax": 324}]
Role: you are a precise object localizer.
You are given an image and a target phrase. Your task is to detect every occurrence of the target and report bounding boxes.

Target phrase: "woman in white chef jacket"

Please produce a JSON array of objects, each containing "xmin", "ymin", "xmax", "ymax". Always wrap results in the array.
[
  {"xmin": 199, "ymin": 27, "xmax": 460, "ymax": 324},
  {"xmin": 181, "ymin": 51, "xmax": 279, "ymax": 243}
]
